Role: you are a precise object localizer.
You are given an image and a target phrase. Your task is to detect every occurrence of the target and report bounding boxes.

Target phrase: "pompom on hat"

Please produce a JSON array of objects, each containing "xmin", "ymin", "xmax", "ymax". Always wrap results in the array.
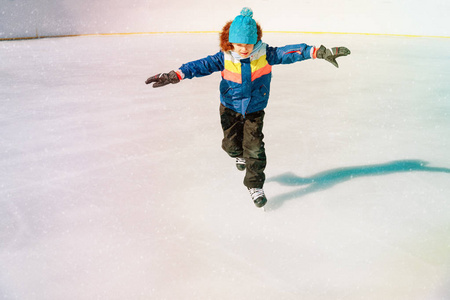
[{"xmin": 228, "ymin": 7, "xmax": 257, "ymax": 45}]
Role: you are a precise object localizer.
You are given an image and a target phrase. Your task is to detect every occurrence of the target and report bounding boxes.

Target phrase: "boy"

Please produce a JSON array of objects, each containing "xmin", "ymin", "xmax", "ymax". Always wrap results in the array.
[{"xmin": 146, "ymin": 8, "xmax": 350, "ymax": 208}]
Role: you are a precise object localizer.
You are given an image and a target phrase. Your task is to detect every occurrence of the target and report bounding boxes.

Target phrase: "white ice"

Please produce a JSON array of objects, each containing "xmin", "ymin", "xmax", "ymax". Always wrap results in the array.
[{"xmin": 1, "ymin": 32, "xmax": 450, "ymax": 299}]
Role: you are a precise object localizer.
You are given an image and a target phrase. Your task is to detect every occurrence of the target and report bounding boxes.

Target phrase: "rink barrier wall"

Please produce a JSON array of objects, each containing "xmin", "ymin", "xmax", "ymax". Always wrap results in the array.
[{"xmin": 1, "ymin": 30, "xmax": 449, "ymax": 41}]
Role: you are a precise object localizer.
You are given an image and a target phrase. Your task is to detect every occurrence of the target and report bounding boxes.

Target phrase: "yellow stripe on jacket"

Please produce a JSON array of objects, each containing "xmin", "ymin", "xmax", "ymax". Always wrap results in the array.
[
  {"xmin": 250, "ymin": 55, "xmax": 272, "ymax": 81},
  {"xmin": 223, "ymin": 58, "xmax": 242, "ymax": 83},
  {"xmin": 221, "ymin": 47, "xmax": 272, "ymax": 84}
]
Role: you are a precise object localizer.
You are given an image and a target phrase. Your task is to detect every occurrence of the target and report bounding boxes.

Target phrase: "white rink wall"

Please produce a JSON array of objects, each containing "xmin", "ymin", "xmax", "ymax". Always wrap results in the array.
[{"xmin": 1, "ymin": 0, "xmax": 449, "ymax": 39}]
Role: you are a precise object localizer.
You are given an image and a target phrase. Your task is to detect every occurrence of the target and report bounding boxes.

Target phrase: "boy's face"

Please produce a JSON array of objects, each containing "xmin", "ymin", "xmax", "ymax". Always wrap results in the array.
[{"xmin": 231, "ymin": 43, "xmax": 254, "ymax": 58}]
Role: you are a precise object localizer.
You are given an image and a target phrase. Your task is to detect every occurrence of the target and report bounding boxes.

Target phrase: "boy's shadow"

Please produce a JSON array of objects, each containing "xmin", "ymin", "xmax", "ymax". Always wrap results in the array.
[{"xmin": 266, "ymin": 160, "xmax": 450, "ymax": 211}]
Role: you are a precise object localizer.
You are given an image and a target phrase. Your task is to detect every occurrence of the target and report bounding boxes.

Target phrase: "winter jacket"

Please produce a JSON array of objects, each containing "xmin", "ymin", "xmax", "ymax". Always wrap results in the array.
[{"xmin": 179, "ymin": 41, "xmax": 315, "ymax": 116}]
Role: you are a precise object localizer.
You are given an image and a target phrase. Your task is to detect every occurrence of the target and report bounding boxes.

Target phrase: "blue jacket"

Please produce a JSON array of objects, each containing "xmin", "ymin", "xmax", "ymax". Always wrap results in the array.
[{"xmin": 179, "ymin": 41, "xmax": 315, "ymax": 115}]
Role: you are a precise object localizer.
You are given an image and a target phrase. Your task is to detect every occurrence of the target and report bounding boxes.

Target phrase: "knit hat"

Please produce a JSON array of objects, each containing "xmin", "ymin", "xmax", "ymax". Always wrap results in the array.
[{"xmin": 229, "ymin": 7, "xmax": 257, "ymax": 45}]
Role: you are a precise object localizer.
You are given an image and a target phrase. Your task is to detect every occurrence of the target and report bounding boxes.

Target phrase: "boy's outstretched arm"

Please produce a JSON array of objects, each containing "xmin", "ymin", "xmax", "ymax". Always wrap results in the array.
[
  {"xmin": 145, "ymin": 52, "xmax": 224, "ymax": 88},
  {"xmin": 145, "ymin": 70, "xmax": 182, "ymax": 88},
  {"xmin": 314, "ymin": 45, "xmax": 351, "ymax": 68}
]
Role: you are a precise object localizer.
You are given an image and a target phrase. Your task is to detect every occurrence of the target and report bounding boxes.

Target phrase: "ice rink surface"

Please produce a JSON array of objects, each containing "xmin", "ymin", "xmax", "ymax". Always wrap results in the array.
[{"xmin": 1, "ymin": 32, "xmax": 450, "ymax": 299}]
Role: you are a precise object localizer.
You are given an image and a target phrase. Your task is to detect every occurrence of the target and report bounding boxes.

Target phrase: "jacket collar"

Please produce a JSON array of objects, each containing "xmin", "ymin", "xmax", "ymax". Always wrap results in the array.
[{"xmin": 230, "ymin": 40, "xmax": 264, "ymax": 60}]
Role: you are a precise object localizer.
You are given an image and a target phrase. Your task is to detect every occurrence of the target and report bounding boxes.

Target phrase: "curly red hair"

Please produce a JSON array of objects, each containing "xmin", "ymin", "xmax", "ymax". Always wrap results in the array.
[{"xmin": 219, "ymin": 20, "xmax": 263, "ymax": 52}]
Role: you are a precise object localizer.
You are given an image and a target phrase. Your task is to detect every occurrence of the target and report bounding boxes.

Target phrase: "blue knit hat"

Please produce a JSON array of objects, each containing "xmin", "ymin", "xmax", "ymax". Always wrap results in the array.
[{"xmin": 229, "ymin": 7, "xmax": 257, "ymax": 45}]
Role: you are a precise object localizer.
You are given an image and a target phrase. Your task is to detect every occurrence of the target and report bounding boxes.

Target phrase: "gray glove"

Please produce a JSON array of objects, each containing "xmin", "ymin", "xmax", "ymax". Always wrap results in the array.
[
  {"xmin": 145, "ymin": 70, "xmax": 180, "ymax": 88},
  {"xmin": 316, "ymin": 45, "xmax": 351, "ymax": 68}
]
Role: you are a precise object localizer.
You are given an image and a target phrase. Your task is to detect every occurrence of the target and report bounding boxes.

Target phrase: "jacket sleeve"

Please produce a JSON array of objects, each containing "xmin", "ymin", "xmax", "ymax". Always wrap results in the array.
[
  {"xmin": 178, "ymin": 51, "xmax": 224, "ymax": 79},
  {"xmin": 266, "ymin": 44, "xmax": 315, "ymax": 65}
]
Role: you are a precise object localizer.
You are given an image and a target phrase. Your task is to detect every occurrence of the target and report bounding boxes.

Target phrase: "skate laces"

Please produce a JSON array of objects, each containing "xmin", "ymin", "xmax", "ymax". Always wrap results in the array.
[
  {"xmin": 248, "ymin": 188, "xmax": 265, "ymax": 201},
  {"xmin": 236, "ymin": 157, "xmax": 246, "ymax": 165}
]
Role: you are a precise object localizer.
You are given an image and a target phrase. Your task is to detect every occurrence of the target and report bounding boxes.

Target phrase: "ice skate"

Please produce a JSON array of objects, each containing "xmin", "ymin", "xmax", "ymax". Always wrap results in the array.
[{"xmin": 248, "ymin": 188, "xmax": 267, "ymax": 208}]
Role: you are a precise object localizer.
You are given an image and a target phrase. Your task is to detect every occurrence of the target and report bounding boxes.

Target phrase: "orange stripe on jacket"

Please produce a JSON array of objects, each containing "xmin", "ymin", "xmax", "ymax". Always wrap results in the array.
[
  {"xmin": 251, "ymin": 63, "xmax": 272, "ymax": 81},
  {"xmin": 221, "ymin": 69, "xmax": 242, "ymax": 84}
]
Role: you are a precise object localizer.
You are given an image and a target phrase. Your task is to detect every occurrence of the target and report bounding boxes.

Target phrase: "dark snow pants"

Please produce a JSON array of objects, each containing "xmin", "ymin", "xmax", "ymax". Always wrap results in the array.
[{"xmin": 219, "ymin": 104, "xmax": 266, "ymax": 189}]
